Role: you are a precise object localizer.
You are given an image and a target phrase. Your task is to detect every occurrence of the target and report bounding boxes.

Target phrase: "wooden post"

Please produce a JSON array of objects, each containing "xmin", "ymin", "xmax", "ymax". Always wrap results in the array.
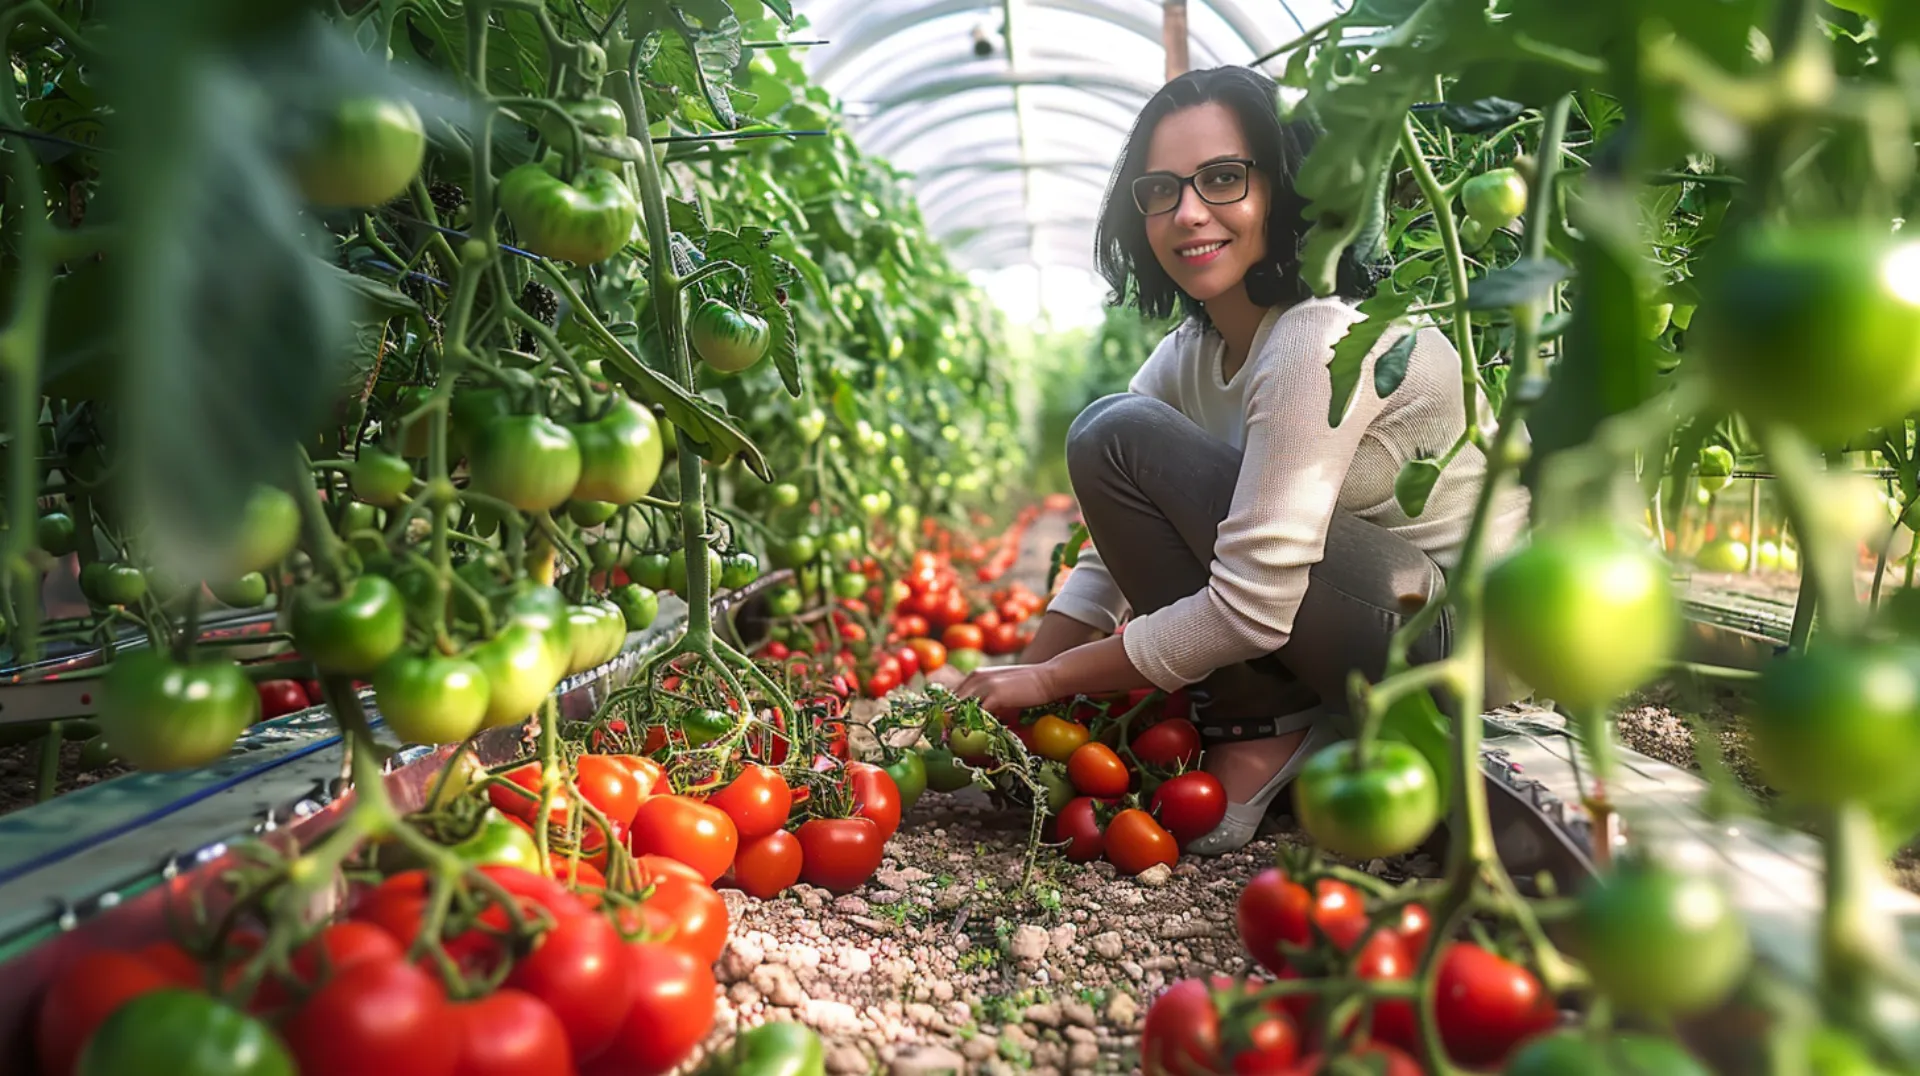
[{"xmin": 1163, "ymin": 0, "xmax": 1189, "ymax": 82}]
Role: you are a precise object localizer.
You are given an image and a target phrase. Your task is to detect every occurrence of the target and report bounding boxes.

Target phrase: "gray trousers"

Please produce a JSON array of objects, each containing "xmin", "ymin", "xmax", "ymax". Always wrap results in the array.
[{"xmin": 1067, "ymin": 393, "xmax": 1457, "ymax": 741}]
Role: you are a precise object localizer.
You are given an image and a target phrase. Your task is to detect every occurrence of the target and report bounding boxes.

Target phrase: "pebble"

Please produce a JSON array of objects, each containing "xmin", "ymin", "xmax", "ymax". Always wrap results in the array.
[
  {"xmin": 840, "ymin": 948, "xmax": 872, "ymax": 975},
  {"xmin": 1090, "ymin": 931, "xmax": 1126, "ymax": 959},
  {"xmin": 1024, "ymin": 1001, "xmax": 1062, "ymax": 1028},
  {"xmin": 870, "ymin": 888, "xmax": 907, "ymax": 905},
  {"xmin": 1062, "ymin": 1000, "xmax": 1097, "ymax": 1028},
  {"xmin": 1121, "ymin": 960, "xmax": 1144, "ymax": 981},
  {"xmin": 961, "ymin": 1037, "xmax": 998, "ymax": 1063},
  {"xmin": 1009, "ymin": 924, "xmax": 1051, "ymax": 965},
  {"xmin": 751, "ymin": 963, "xmax": 808, "ymax": 1007},
  {"xmin": 1068, "ymin": 1042, "xmax": 1102, "ymax": 1069},
  {"xmin": 833, "ymin": 895, "xmax": 872, "ymax": 915},
  {"xmin": 826, "ymin": 1043, "xmax": 871, "ymax": 1074},
  {"xmin": 891, "ymin": 1045, "xmax": 969, "ymax": 1075},
  {"xmin": 1046, "ymin": 923, "xmax": 1077, "ymax": 954},
  {"xmin": 1137, "ymin": 862, "xmax": 1174, "ymax": 887}
]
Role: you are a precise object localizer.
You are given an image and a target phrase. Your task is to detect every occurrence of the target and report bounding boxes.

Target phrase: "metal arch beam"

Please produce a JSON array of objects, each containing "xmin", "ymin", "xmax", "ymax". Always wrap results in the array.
[
  {"xmin": 858, "ymin": 95, "xmax": 1134, "ymax": 161},
  {"xmin": 862, "ymin": 70, "xmax": 1158, "ymax": 122}
]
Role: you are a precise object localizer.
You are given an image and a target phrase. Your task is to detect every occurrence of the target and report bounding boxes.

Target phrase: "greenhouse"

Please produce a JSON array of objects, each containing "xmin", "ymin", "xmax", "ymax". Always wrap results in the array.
[{"xmin": 0, "ymin": 1, "xmax": 1916, "ymax": 1074}]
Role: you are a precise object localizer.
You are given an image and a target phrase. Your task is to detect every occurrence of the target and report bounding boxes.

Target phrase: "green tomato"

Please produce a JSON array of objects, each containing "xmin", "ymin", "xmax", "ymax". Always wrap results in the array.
[
  {"xmin": 771, "ymin": 533, "xmax": 817, "ymax": 569},
  {"xmin": 696, "ymin": 1021, "xmax": 826, "ymax": 1076},
  {"xmin": 449, "ymin": 385, "xmax": 514, "ymax": 460},
  {"xmin": 680, "ymin": 707, "xmax": 734, "ymax": 746},
  {"xmin": 448, "ymin": 806, "xmax": 544, "ymax": 871},
  {"xmin": 769, "ymin": 482, "xmax": 803, "ymax": 509},
  {"xmin": 499, "ymin": 162, "xmax": 637, "ymax": 265},
  {"xmin": 610, "ymin": 583, "xmax": 660, "ymax": 632},
  {"xmin": 208, "ymin": 572, "xmax": 269, "ymax": 608},
  {"xmin": 568, "ymin": 499, "xmax": 620, "ymax": 527},
  {"xmin": 1643, "ymin": 301, "xmax": 1675, "ymax": 341},
  {"xmin": 1461, "ymin": 167, "xmax": 1529, "ymax": 228},
  {"xmin": 77, "ymin": 989, "xmax": 294, "ymax": 1076},
  {"xmin": 1697, "ymin": 445, "xmax": 1734, "ymax": 494},
  {"xmin": 689, "ymin": 298, "xmax": 772, "ymax": 373},
  {"xmin": 470, "ymin": 414, "xmax": 583, "ymax": 512},
  {"xmin": 219, "ymin": 486, "xmax": 301, "ymax": 577},
  {"xmin": 795, "ymin": 408, "xmax": 827, "ymax": 445},
  {"xmin": 1292, "ymin": 740, "xmax": 1442, "ymax": 860},
  {"xmin": 720, "ymin": 551, "xmax": 761, "ymax": 590},
  {"xmin": 947, "ymin": 647, "xmax": 985, "ymax": 675},
  {"xmin": 824, "ymin": 527, "xmax": 863, "ymax": 558},
  {"xmin": 504, "ymin": 583, "xmax": 574, "ymax": 681},
  {"xmin": 36, "ymin": 511, "xmax": 76, "ymax": 557},
  {"xmin": 1750, "ymin": 644, "xmax": 1920, "ymax": 806},
  {"xmin": 373, "ymin": 652, "xmax": 490, "ymax": 744},
  {"xmin": 883, "ymin": 751, "xmax": 929, "ymax": 813},
  {"xmin": 1505, "ymin": 1031, "xmax": 1711, "ymax": 1076},
  {"xmin": 1695, "ymin": 227, "xmax": 1920, "ymax": 444},
  {"xmin": 290, "ymin": 97, "xmax": 425, "ymax": 209},
  {"xmin": 1036, "ymin": 766, "xmax": 1075, "ymax": 814},
  {"xmin": 832, "ymin": 570, "xmax": 868, "ymax": 601},
  {"xmin": 1575, "ymin": 859, "xmax": 1750, "ymax": 1017},
  {"xmin": 629, "ymin": 552, "xmax": 671, "ymax": 590},
  {"xmin": 99, "ymin": 651, "xmax": 258, "ymax": 771},
  {"xmin": 290, "ymin": 574, "xmax": 407, "ymax": 676},
  {"xmin": 470, "ymin": 622, "xmax": 561, "ymax": 729},
  {"xmin": 667, "ymin": 545, "xmax": 725, "ymax": 595},
  {"xmin": 570, "ymin": 398, "xmax": 664, "ymax": 505},
  {"xmin": 1695, "ymin": 537, "xmax": 1749, "ymax": 573},
  {"xmin": 538, "ymin": 96, "xmax": 629, "ymax": 172},
  {"xmin": 1484, "ymin": 524, "xmax": 1678, "ymax": 709},
  {"xmin": 351, "ymin": 448, "xmax": 414, "ymax": 506},
  {"xmin": 949, "ymin": 725, "xmax": 995, "ymax": 759},
  {"xmin": 565, "ymin": 602, "xmax": 623, "ymax": 675},
  {"xmin": 765, "ymin": 586, "xmax": 803, "ymax": 618},
  {"xmin": 920, "ymin": 748, "xmax": 975, "ymax": 793},
  {"xmin": 389, "ymin": 384, "xmax": 436, "ymax": 459},
  {"xmin": 77, "ymin": 734, "xmax": 119, "ymax": 772},
  {"xmin": 83, "ymin": 562, "xmax": 149, "ymax": 606}
]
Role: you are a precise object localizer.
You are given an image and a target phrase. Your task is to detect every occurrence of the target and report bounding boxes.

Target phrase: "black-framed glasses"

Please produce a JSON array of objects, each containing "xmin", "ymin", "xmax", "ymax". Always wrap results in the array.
[{"xmin": 1131, "ymin": 158, "xmax": 1255, "ymax": 216}]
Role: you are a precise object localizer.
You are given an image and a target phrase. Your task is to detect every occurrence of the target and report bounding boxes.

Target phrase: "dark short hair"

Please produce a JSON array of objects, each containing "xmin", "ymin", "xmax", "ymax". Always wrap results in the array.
[{"xmin": 1094, "ymin": 66, "xmax": 1379, "ymax": 321}]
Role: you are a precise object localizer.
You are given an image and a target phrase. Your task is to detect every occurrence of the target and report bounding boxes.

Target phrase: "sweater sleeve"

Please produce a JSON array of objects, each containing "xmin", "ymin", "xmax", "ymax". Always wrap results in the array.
[
  {"xmin": 1043, "ymin": 327, "xmax": 1188, "ymax": 634},
  {"xmin": 1120, "ymin": 302, "xmax": 1402, "ymax": 691}
]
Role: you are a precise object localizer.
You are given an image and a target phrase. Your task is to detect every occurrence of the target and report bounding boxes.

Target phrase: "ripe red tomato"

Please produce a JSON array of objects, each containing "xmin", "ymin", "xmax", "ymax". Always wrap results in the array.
[
  {"xmin": 627, "ymin": 795, "xmax": 739, "ymax": 884},
  {"xmin": 134, "ymin": 941, "xmax": 205, "ymax": 988},
  {"xmin": 1142, "ymin": 976, "xmax": 1299, "ymax": 1076},
  {"xmin": 1149, "ymin": 771, "xmax": 1227, "ymax": 844},
  {"xmin": 895, "ymin": 614, "xmax": 931, "ymax": 638},
  {"xmin": 939, "ymin": 588, "xmax": 970, "ymax": 627},
  {"xmin": 1352, "ymin": 929, "xmax": 1420, "ymax": 1051},
  {"xmin": 1066, "ymin": 742, "xmax": 1131, "ymax": 798},
  {"xmin": 891, "ymin": 645, "xmax": 921, "ymax": 679},
  {"xmin": 504, "ymin": 909, "xmax": 633, "ymax": 1063},
  {"xmin": 640, "ymin": 875, "xmax": 729, "ymax": 965},
  {"xmin": 453, "ymin": 988, "xmax": 575, "ymax": 1076},
  {"xmin": 548, "ymin": 853, "xmax": 607, "ymax": 891},
  {"xmin": 289, "ymin": 920, "xmax": 405, "ymax": 988},
  {"xmin": 256, "ymin": 678, "xmax": 310, "ymax": 719},
  {"xmin": 284, "ymin": 958, "xmax": 461, "ymax": 1075},
  {"xmin": 864, "ymin": 662, "xmax": 902, "ymax": 698},
  {"xmin": 984, "ymin": 621, "xmax": 1021, "ymax": 655},
  {"xmin": 942, "ymin": 623, "xmax": 985, "ymax": 651},
  {"xmin": 574, "ymin": 755, "xmax": 642, "ymax": 828},
  {"xmin": 705, "ymin": 764, "xmax": 792, "ymax": 840},
  {"xmin": 846, "ymin": 761, "xmax": 903, "ymax": 840},
  {"xmin": 1434, "ymin": 943, "xmax": 1558, "ymax": 1067},
  {"xmin": 1236, "ymin": 869, "xmax": 1368, "ymax": 975},
  {"xmin": 1285, "ymin": 1042, "xmax": 1423, "ymax": 1076},
  {"xmin": 35, "ymin": 951, "xmax": 173, "ymax": 1076},
  {"xmin": 583, "ymin": 943, "xmax": 716, "ymax": 1076},
  {"xmin": 1053, "ymin": 797, "xmax": 1106, "ymax": 862},
  {"xmin": 729, "ymin": 829, "xmax": 804, "ymax": 899},
  {"xmin": 636, "ymin": 853, "xmax": 709, "ymax": 888},
  {"xmin": 1104, "ymin": 808, "xmax": 1178, "ymax": 876},
  {"xmin": 1132, "ymin": 718, "xmax": 1201, "ymax": 769},
  {"xmin": 488, "ymin": 763, "xmax": 574, "ymax": 827},
  {"xmin": 795, "ymin": 816, "xmax": 885, "ymax": 893},
  {"xmin": 1396, "ymin": 903, "xmax": 1433, "ymax": 958},
  {"xmin": 905, "ymin": 638, "xmax": 947, "ymax": 673}
]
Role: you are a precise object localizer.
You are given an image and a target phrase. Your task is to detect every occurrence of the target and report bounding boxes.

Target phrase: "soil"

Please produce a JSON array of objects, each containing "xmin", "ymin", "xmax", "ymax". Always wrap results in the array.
[{"xmin": 0, "ymin": 735, "xmax": 131, "ymax": 818}]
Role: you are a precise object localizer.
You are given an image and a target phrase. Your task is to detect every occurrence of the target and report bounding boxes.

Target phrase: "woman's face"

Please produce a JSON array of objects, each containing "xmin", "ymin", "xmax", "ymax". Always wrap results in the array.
[{"xmin": 1140, "ymin": 101, "xmax": 1270, "ymax": 305}]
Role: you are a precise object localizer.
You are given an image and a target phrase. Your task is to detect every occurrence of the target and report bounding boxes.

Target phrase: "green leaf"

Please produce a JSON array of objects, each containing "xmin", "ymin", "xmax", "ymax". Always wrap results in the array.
[
  {"xmin": 668, "ymin": 196, "xmax": 710, "ymax": 241},
  {"xmin": 1465, "ymin": 258, "xmax": 1572, "ymax": 310},
  {"xmin": 1393, "ymin": 457, "xmax": 1443, "ymax": 517},
  {"xmin": 1326, "ymin": 286, "xmax": 1413, "ymax": 426},
  {"xmin": 1047, "ymin": 522, "xmax": 1091, "ymax": 594},
  {"xmin": 1373, "ymin": 332, "xmax": 1417, "ymax": 397},
  {"xmin": 706, "ymin": 227, "xmax": 801, "ymax": 396}
]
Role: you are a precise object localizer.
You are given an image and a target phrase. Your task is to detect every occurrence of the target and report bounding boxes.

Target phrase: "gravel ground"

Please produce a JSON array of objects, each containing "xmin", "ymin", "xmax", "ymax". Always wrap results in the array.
[
  {"xmin": 684, "ymin": 789, "xmax": 1440, "ymax": 1076},
  {"xmin": 0, "ymin": 736, "xmax": 131, "ymax": 818}
]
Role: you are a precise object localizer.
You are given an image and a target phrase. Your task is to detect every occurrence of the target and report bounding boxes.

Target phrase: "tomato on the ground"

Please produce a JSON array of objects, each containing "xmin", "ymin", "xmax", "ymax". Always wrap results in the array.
[
  {"xmin": 707, "ymin": 765, "xmax": 792, "ymax": 840},
  {"xmin": 582, "ymin": 943, "xmax": 715, "ymax": 1076},
  {"xmin": 795, "ymin": 817, "xmax": 885, "ymax": 894},
  {"xmin": 638, "ymin": 875, "xmax": 729, "ymax": 965},
  {"xmin": 628, "ymin": 795, "xmax": 739, "ymax": 884},
  {"xmin": 1149, "ymin": 771, "xmax": 1227, "ymax": 845},
  {"xmin": 729, "ymin": 830, "xmax": 804, "ymax": 899},
  {"xmin": 845, "ymin": 762, "xmax": 903, "ymax": 840},
  {"xmin": 504, "ymin": 908, "xmax": 632, "ymax": 1063},
  {"xmin": 1066, "ymin": 742, "xmax": 1130, "ymax": 798},
  {"xmin": 882, "ymin": 751, "xmax": 929, "ymax": 812},
  {"xmin": 1131, "ymin": 718, "xmax": 1201, "ymax": 769},
  {"xmin": 451, "ymin": 988, "xmax": 574, "ymax": 1076},
  {"xmin": 1104, "ymin": 809, "xmax": 1178, "ymax": 876}
]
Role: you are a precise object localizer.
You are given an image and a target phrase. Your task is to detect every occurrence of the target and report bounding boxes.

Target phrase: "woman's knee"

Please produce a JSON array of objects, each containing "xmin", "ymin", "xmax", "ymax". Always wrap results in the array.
[{"xmin": 1065, "ymin": 393, "xmax": 1174, "ymax": 479}]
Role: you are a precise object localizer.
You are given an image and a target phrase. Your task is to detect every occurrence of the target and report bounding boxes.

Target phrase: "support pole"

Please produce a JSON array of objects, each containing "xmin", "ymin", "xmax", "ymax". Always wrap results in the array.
[{"xmin": 1163, "ymin": 0, "xmax": 1189, "ymax": 81}]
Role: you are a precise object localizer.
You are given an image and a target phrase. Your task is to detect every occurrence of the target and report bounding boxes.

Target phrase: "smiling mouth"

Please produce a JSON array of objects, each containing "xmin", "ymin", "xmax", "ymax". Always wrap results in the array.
[{"xmin": 1176, "ymin": 240, "xmax": 1229, "ymax": 264}]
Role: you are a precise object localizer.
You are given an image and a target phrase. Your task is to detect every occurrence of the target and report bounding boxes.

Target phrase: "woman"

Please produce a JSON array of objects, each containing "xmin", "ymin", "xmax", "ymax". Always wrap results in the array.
[{"xmin": 953, "ymin": 66, "xmax": 1529, "ymax": 854}]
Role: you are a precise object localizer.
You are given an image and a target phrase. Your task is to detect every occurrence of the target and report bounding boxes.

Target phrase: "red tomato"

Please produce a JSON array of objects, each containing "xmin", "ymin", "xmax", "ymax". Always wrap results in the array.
[
  {"xmin": 905, "ymin": 638, "xmax": 947, "ymax": 673},
  {"xmin": 134, "ymin": 941, "xmax": 205, "ymax": 988},
  {"xmin": 639, "ymin": 875, "xmax": 730, "ymax": 964},
  {"xmin": 1142, "ymin": 976, "xmax": 1299, "ymax": 1076},
  {"xmin": 627, "ymin": 795, "xmax": 739, "ymax": 884},
  {"xmin": 1105, "ymin": 809, "xmax": 1178, "ymax": 875},
  {"xmin": 1066, "ymin": 742, "xmax": 1131, "ymax": 798},
  {"xmin": 1396, "ymin": 903, "xmax": 1433, "ymax": 958},
  {"xmin": 984, "ymin": 621, "xmax": 1021, "ymax": 655},
  {"xmin": 1149, "ymin": 771, "xmax": 1228, "ymax": 845},
  {"xmin": 795, "ymin": 816, "xmax": 885, "ymax": 893},
  {"xmin": 837, "ymin": 621, "xmax": 868, "ymax": 645},
  {"xmin": 583, "ymin": 943, "xmax": 716, "ymax": 1076},
  {"xmin": 706, "ymin": 764, "xmax": 792, "ymax": 840},
  {"xmin": 547, "ymin": 854, "xmax": 607, "ymax": 891},
  {"xmin": 1434, "ymin": 943, "xmax": 1558, "ymax": 1067},
  {"xmin": 974, "ymin": 609, "xmax": 1003, "ymax": 632},
  {"xmin": 284, "ymin": 958, "xmax": 461, "ymax": 1076},
  {"xmin": 892, "ymin": 645, "xmax": 921, "ymax": 679},
  {"xmin": 453, "ymin": 988, "xmax": 574, "ymax": 1076},
  {"xmin": 1132, "ymin": 718, "xmax": 1202, "ymax": 769},
  {"xmin": 35, "ymin": 951, "xmax": 173, "ymax": 1076},
  {"xmin": 729, "ymin": 830, "xmax": 803, "ymax": 899},
  {"xmin": 1285, "ymin": 1043, "xmax": 1423, "ymax": 1076},
  {"xmin": 289, "ymin": 920, "xmax": 405, "ymax": 987},
  {"xmin": 940, "ymin": 588, "xmax": 970, "ymax": 627},
  {"xmin": 1352, "ymin": 929, "xmax": 1420, "ymax": 1051},
  {"xmin": 1236, "ymin": 869, "xmax": 1369, "ymax": 976},
  {"xmin": 1234, "ymin": 1012, "xmax": 1303, "ymax": 1074},
  {"xmin": 256, "ymin": 678, "xmax": 309, "ymax": 719},
  {"xmin": 1053, "ymin": 797, "xmax": 1106, "ymax": 862},
  {"xmin": 504, "ymin": 909, "xmax": 633, "ymax": 1063},
  {"xmin": 575, "ymin": 755, "xmax": 642, "ymax": 828},
  {"xmin": 488, "ymin": 763, "xmax": 573, "ymax": 827},
  {"xmin": 846, "ymin": 761, "xmax": 903, "ymax": 840},
  {"xmin": 637, "ymin": 853, "xmax": 711, "ymax": 888},
  {"xmin": 942, "ymin": 622, "xmax": 984, "ymax": 651},
  {"xmin": 864, "ymin": 663, "xmax": 902, "ymax": 699},
  {"xmin": 895, "ymin": 614, "xmax": 930, "ymax": 639}
]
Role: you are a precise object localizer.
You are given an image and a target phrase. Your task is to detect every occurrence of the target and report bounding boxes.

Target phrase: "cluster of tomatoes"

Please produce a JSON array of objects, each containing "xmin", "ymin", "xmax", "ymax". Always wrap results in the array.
[
  {"xmin": 954, "ymin": 502, "xmax": 1048, "ymax": 583},
  {"xmin": 1142, "ymin": 867, "xmax": 1565, "ymax": 1075}
]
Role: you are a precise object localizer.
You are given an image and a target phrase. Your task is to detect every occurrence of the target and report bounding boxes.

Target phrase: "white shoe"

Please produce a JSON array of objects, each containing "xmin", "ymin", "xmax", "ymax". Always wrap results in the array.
[{"xmin": 1185, "ymin": 719, "xmax": 1344, "ymax": 856}]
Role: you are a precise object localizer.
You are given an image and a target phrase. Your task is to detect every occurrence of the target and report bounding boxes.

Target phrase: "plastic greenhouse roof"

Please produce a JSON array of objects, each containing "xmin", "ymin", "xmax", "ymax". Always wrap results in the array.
[{"xmin": 799, "ymin": 0, "xmax": 1346, "ymax": 284}]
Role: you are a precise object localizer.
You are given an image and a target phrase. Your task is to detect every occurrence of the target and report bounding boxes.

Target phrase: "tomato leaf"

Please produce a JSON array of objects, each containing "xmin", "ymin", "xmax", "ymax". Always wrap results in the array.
[
  {"xmin": 1326, "ymin": 285, "xmax": 1413, "ymax": 426},
  {"xmin": 1464, "ymin": 257, "xmax": 1571, "ymax": 310},
  {"xmin": 1394, "ymin": 457, "xmax": 1444, "ymax": 518},
  {"xmin": 1372, "ymin": 332, "xmax": 1417, "ymax": 398}
]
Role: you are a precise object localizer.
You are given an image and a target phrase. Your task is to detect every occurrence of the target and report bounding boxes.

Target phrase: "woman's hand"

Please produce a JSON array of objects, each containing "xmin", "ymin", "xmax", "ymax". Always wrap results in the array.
[{"xmin": 955, "ymin": 663, "xmax": 1059, "ymax": 718}]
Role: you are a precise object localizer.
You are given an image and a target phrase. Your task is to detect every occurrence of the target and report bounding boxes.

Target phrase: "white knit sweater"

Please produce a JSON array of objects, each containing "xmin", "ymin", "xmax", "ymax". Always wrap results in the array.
[{"xmin": 1048, "ymin": 297, "xmax": 1532, "ymax": 692}]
